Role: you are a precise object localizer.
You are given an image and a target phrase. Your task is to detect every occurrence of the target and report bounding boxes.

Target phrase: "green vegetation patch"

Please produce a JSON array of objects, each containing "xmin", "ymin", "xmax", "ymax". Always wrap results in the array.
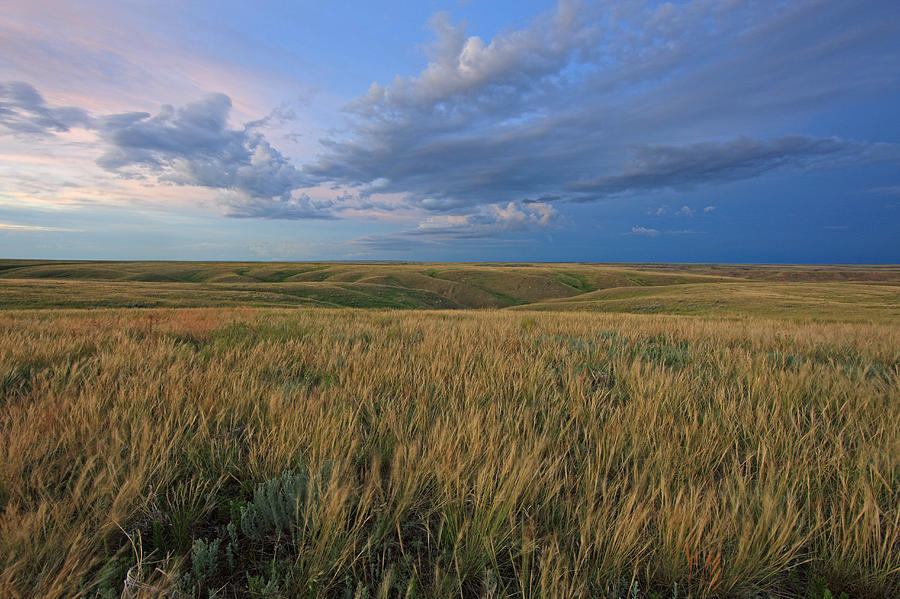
[{"xmin": 554, "ymin": 270, "xmax": 595, "ymax": 293}]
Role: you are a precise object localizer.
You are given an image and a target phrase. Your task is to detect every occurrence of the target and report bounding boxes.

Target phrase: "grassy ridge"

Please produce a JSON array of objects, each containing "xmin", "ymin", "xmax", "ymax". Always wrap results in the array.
[
  {"xmin": 1, "ymin": 308, "xmax": 897, "ymax": 598},
  {"xmin": 2, "ymin": 261, "xmax": 899, "ymax": 318},
  {"xmin": 512, "ymin": 282, "xmax": 900, "ymax": 321}
]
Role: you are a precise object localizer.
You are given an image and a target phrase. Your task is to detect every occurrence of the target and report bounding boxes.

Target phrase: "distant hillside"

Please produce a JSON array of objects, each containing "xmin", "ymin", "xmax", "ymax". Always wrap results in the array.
[{"xmin": 0, "ymin": 260, "xmax": 898, "ymax": 319}]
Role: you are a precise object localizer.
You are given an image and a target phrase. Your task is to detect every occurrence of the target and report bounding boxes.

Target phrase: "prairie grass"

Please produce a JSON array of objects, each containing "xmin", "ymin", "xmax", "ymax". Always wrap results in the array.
[
  {"xmin": 2, "ymin": 261, "xmax": 898, "ymax": 317},
  {"xmin": 0, "ymin": 308, "xmax": 897, "ymax": 598}
]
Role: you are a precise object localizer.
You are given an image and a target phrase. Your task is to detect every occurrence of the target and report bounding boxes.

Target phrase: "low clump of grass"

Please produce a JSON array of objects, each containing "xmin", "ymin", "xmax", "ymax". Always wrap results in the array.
[{"xmin": 0, "ymin": 308, "xmax": 897, "ymax": 598}]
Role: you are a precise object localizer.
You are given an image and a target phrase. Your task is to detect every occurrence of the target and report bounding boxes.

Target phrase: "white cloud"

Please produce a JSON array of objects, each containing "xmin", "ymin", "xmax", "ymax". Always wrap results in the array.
[
  {"xmin": 411, "ymin": 201, "xmax": 557, "ymax": 237},
  {"xmin": 631, "ymin": 225, "xmax": 660, "ymax": 237},
  {"xmin": 354, "ymin": 200, "xmax": 557, "ymax": 252}
]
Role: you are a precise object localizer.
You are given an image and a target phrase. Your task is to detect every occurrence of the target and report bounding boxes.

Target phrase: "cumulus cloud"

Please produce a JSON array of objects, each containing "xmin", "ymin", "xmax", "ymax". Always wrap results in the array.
[
  {"xmin": 0, "ymin": 81, "xmax": 90, "ymax": 135},
  {"xmin": 347, "ymin": 4, "xmax": 584, "ymax": 116},
  {"xmin": 1, "ymin": 84, "xmax": 329, "ymax": 219},
  {"xmin": 303, "ymin": 1, "xmax": 900, "ymax": 214},
  {"xmin": 94, "ymin": 94, "xmax": 329, "ymax": 218},
  {"xmin": 408, "ymin": 201, "xmax": 556, "ymax": 238},
  {"xmin": 704, "ymin": 206, "xmax": 717, "ymax": 213},
  {"xmin": 354, "ymin": 201, "xmax": 556, "ymax": 252},
  {"xmin": 631, "ymin": 226, "xmax": 660, "ymax": 237},
  {"xmin": 303, "ymin": 2, "xmax": 601, "ymax": 210},
  {"xmin": 675, "ymin": 206, "xmax": 695, "ymax": 217}
]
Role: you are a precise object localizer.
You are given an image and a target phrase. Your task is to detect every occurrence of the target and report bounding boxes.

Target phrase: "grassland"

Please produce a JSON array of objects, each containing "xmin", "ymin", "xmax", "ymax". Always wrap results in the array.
[
  {"xmin": 1, "ymin": 260, "xmax": 899, "ymax": 320},
  {"xmin": 0, "ymin": 262, "xmax": 898, "ymax": 598}
]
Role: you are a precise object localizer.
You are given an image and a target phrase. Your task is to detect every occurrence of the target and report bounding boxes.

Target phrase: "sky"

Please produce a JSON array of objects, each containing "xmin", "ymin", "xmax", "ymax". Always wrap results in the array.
[{"xmin": 1, "ymin": 0, "xmax": 899, "ymax": 263}]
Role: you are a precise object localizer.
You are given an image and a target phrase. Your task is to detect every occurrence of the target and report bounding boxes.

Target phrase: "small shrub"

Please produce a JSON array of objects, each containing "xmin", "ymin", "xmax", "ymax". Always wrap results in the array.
[
  {"xmin": 239, "ymin": 468, "xmax": 314, "ymax": 540},
  {"xmin": 807, "ymin": 574, "xmax": 849, "ymax": 599},
  {"xmin": 191, "ymin": 537, "xmax": 220, "ymax": 583}
]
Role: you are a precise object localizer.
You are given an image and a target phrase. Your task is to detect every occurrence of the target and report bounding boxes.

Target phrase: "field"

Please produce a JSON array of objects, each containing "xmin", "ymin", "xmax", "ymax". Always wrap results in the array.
[
  {"xmin": 0, "ymin": 262, "xmax": 898, "ymax": 598},
  {"xmin": 2, "ymin": 260, "xmax": 898, "ymax": 319}
]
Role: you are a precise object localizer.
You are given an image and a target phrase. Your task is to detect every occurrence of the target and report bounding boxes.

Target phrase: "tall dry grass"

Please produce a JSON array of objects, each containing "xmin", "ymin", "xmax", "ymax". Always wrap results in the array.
[{"xmin": 0, "ymin": 308, "xmax": 897, "ymax": 598}]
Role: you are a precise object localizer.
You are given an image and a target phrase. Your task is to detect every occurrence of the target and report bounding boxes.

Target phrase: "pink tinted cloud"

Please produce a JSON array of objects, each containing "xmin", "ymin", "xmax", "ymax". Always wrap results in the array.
[{"xmin": 1, "ymin": 1, "xmax": 313, "ymax": 123}]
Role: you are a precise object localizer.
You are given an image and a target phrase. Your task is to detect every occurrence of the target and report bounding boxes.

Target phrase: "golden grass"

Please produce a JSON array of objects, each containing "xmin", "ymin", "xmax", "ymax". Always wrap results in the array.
[
  {"xmin": 515, "ymin": 282, "xmax": 900, "ymax": 321},
  {"xmin": 0, "ymin": 308, "xmax": 897, "ymax": 598}
]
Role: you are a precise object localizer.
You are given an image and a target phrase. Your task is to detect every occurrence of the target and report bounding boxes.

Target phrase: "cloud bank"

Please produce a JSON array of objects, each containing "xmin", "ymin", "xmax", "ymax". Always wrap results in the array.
[
  {"xmin": 3, "ymin": 0, "xmax": 899, "ymax": 234},
  {"xmin": 306, "ymin": 0, "xmax": 899, "ymax": 213},
  {"xmin": 1, "ymin": 83, "xmax": 331, "ymax": 219},
  {"xmin": 567, "ymin": 136, "xmax": 898, "ymax": 198}
]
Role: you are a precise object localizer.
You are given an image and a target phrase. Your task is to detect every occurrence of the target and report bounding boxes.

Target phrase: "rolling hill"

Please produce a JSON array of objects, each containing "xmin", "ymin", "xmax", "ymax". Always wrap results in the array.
[{"xmin": 1, "ymin": 260, "xmax": 898, "ymax": 320}]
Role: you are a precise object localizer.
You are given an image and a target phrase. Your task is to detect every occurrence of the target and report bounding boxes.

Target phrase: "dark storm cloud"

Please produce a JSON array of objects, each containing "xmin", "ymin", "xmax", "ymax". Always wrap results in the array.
[
  {"xmin": 567, "ymin": 136, "xmax": 898, "ymax": 198},
  {"xmin": 305, "ymin": 0, "xmax": 900, "ymax": 212},
  {"xmin": 0, "ymin": 81, "xmax": 90, "ymax": 135}
]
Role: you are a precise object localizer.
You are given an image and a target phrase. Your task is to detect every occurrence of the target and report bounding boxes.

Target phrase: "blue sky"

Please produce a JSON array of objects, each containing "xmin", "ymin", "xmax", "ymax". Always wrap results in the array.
[{"xmin": 1, "ymin": 0, "xmax": 898, "ymax": 262}]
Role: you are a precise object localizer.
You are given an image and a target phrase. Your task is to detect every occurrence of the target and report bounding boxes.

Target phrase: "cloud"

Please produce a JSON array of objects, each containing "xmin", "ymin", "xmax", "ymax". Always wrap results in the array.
[
  {"xmin": 304, "ymin": 1, "xmax": 900, "ymax": 214},
  {"xmin": 354, "ymin": 201, "xmax": 556, "ymax": 252},
  {"xmin": 219, "ymin": 191, "xmax": 335, "ymax": 220},
  {"xmin": 347, "ymin": 5, "xmax": 584, "ymax": 115},
  {"xmin": 0, "ymin": 81, "xmax": 90, "ymax": 135},
  {"xmin": 0, "ymin": 221, "xmax": 74, "ymax": 231},
  {"xmin": 407, "ymin": 201, "xmax": 556, "ymax": 239},
  {"xmin": 568, "ymin": 136, "xmax": 899, "ymax": 197},
  {"xmin": 94, "ymin": 94, "xmax": 328, "ymax": 217},
  {"xmin": 403, "ymin": 202, "xmax": 557, "ymax": 238},
  {"xmin": 675, "ymin": 205, "xmax": 695, "ymax": 217},
  {"xmin": 631, "ymin": 226, "xmax": 660, "ymax": 237},
  {"xmin": 1, "ymin": 84, "xmax": 331, "ymax": 219},
  {"xmin": 4, "ymin": 0, "xmax": 900, "ymax": 238},
  {"xmin": 304, "ymin": 2, "xmax": 602, "ymax": 210},
  {"xmin": 704, "ymin": 205, "xmax": 717, "ymax": 213},
  {"xmin": 630, "ymin": 225, "xmax": 701, "ymax": 237}
]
